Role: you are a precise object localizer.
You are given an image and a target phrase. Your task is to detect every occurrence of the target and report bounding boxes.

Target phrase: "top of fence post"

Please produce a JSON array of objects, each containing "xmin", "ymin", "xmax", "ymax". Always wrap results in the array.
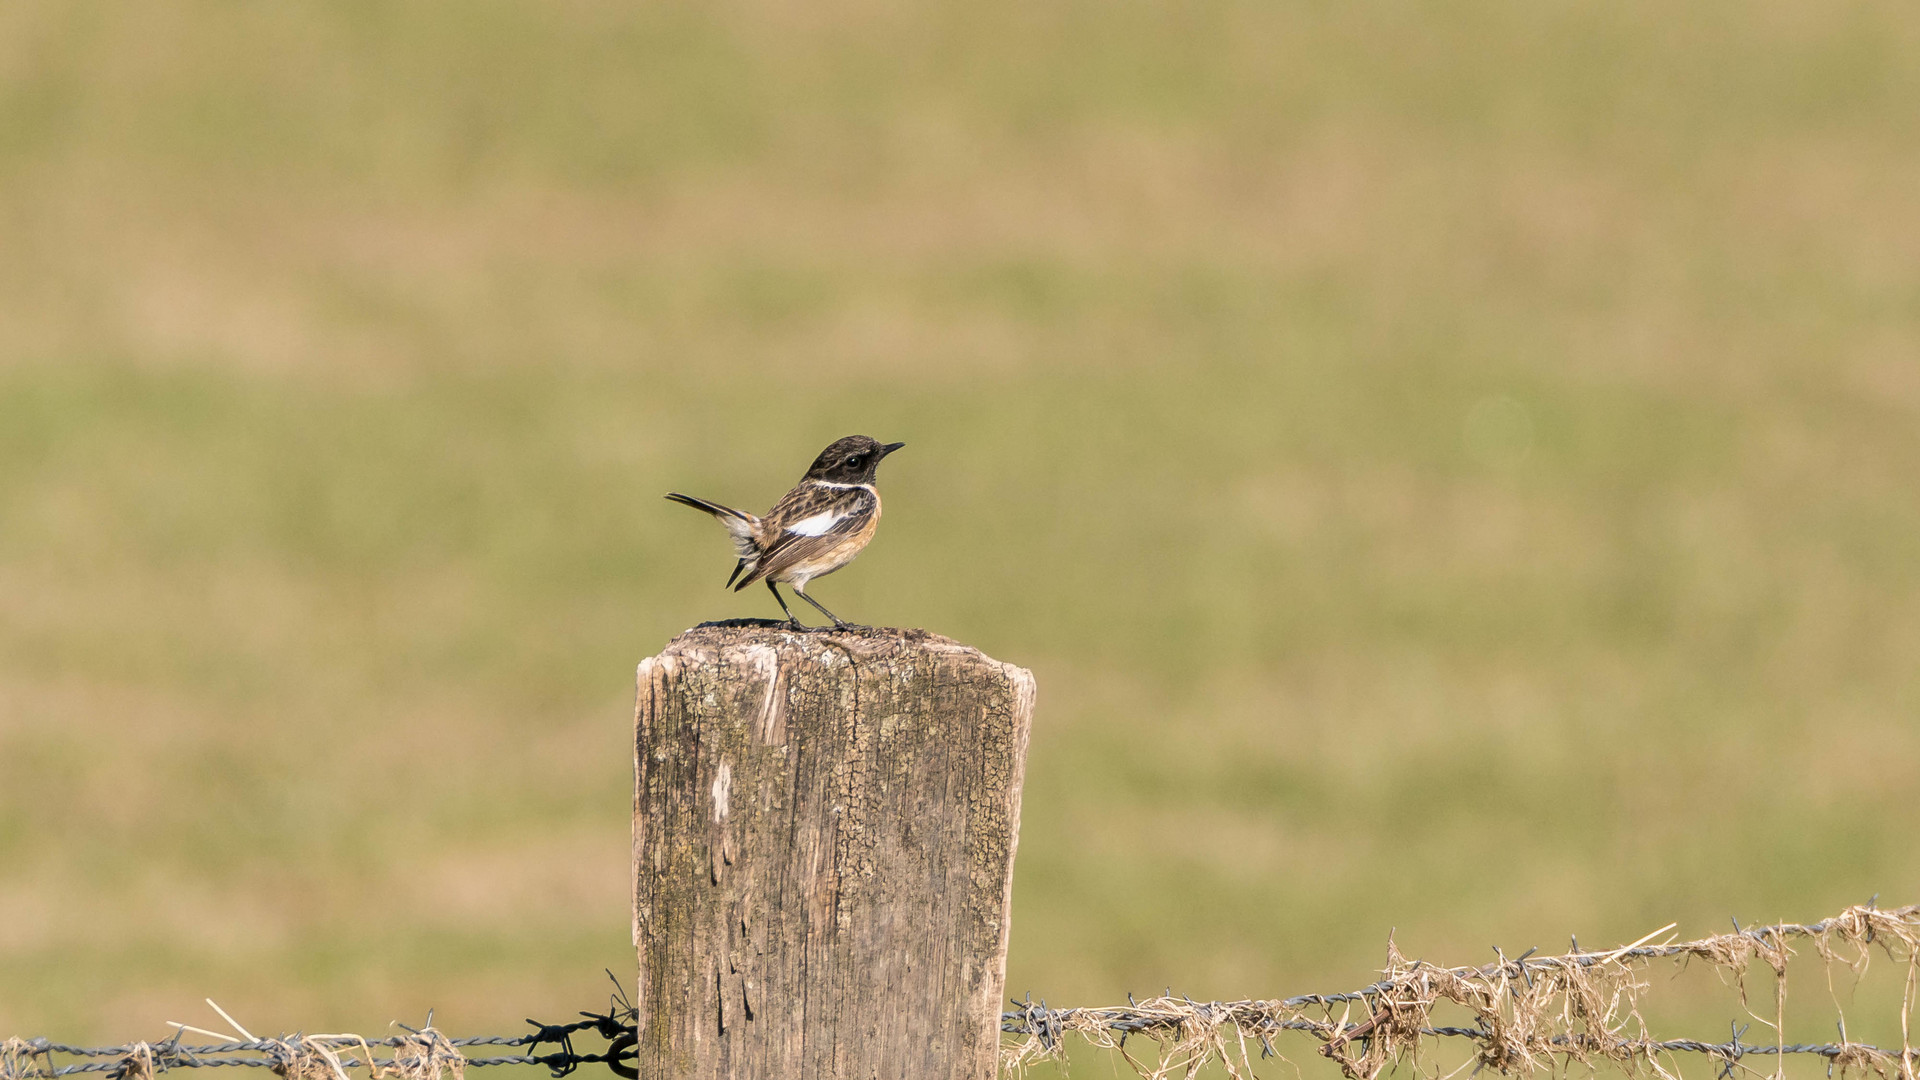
[{"xmin": 632, "ymin": 621, "xmax": 1035, "ymax": 1080}]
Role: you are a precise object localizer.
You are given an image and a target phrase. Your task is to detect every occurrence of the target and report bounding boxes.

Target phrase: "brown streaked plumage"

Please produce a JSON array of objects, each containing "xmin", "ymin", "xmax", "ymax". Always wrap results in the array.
[{"xmin": 666, "ymin": 435, "xmax": 905, "ymax": 629}]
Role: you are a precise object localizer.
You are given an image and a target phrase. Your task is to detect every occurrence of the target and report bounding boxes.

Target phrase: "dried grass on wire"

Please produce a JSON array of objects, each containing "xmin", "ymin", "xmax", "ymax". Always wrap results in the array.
[
  {"xmin": 0, "ymin": 982, "xmax": 637, "ymax": 1080},
  {"xmin": 7, "ymin": 905, "xmax": 1919, "ymax": 1080},
  {"xmin": 1001, "ymin": 903, "xmax": 1920, "ymax": 1080}
]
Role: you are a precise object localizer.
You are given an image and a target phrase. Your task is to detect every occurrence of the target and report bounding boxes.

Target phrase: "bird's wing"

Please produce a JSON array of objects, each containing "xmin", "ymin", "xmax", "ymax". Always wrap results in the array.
[{"xmin": 735, "ymin": 485, "xmax": 876, "ymax": 589}]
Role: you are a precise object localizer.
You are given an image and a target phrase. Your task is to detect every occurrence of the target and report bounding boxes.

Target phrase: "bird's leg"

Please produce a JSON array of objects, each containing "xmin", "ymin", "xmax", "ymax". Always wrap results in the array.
[
  {"xmin": 767, "ymin": 581, "xmax": 807, "ymax": 630},
  {"xmin": 793, "ymin": 587, "xmax": 853, "ymax": 630}
]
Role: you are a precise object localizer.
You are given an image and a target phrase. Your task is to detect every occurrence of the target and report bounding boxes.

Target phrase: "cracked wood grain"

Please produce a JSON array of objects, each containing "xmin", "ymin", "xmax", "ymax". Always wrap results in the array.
[{"xmin": 633, "ymin": 625, "xmax": 1035, "ymax": 1080}]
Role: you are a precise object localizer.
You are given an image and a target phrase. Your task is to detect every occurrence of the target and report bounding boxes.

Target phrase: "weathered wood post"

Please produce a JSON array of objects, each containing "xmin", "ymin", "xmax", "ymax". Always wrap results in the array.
[{"xmin": 633, "ymin": 623, "xmax": 1034, "ymax": 1080}]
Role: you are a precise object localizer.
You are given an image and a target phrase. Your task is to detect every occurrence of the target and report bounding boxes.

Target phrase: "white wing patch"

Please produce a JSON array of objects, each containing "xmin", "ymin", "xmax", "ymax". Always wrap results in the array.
[{"xmin": 786, "ymin": 510, "xmax": 844, "ymax": 537}]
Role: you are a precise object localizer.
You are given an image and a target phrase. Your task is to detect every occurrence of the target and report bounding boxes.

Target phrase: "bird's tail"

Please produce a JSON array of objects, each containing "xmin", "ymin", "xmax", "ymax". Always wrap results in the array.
[
  {"xmin": 665, "ymin": 492, "xmax": 761, "ymax": 586},
  {"xmin": 665, "ymin": 492, "xmax": 752, "ymax": 523}
]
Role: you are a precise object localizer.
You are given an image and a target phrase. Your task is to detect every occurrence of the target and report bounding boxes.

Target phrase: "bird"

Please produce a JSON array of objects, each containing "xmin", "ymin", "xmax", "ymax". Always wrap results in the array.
[{"xmin": 665, "ymin": 435, "xmax": 906, "ymax": 630}]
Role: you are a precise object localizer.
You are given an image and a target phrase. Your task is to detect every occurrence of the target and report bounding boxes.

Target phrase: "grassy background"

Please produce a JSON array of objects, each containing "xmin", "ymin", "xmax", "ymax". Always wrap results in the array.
[{"xmin": 4, "ymin": 0, "xmax": 1920, "ymax": 1074}]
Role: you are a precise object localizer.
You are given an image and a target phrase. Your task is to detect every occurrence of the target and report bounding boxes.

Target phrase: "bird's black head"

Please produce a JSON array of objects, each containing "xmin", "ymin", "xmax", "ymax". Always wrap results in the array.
[{"xmin": 804, "ymin": 435, "xmax": 905, "ymax": 484}]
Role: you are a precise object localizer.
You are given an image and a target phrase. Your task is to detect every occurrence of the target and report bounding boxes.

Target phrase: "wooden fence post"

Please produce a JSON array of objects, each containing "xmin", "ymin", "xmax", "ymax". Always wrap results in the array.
[{"xmin": 633, "ymin": 623, "xmax": 1035, "ymax": 1080}]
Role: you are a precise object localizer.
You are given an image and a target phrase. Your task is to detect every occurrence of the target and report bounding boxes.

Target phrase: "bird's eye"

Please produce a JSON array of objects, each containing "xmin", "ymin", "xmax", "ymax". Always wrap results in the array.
[{"xmin": 845, "ymin": 455, "xmax": 864, "ymax": 468}]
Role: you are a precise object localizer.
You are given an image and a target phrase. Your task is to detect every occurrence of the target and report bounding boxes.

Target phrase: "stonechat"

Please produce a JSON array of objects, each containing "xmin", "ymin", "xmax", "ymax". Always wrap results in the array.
[{"xmin": 666, "ymin": 435, "xmax": 905, "ymax": 629}]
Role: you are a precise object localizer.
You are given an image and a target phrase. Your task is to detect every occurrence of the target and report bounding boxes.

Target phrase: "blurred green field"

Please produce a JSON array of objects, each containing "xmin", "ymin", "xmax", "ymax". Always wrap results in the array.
[{"xmin": 4, "ymin": 1, "xmax": 1920, "ymax": 1075}]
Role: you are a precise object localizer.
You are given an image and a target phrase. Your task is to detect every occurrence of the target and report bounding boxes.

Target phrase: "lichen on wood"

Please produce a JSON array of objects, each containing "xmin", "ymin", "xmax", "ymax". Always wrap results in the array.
[{"xmin": 633, "ymin": 622, "xmax": 1035, "ymax": 1080}]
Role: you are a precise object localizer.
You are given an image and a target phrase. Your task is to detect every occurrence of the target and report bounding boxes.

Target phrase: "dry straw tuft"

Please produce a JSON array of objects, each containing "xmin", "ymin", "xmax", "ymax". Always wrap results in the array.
[
  {"xmin": 1, "ymin": 1040, "xmax": 45, "ymax": 1080},
  {"xmin": 1002, "ymin": 903, "xmax": 1920, "ymax": 1080},
  {"xmin": 387, "ymin": 1030, "xmax": 464, "ymax": 1080},
  {"xmin": 113, "ymin": 1044, "xmax": 156, "ymax": 1080}
]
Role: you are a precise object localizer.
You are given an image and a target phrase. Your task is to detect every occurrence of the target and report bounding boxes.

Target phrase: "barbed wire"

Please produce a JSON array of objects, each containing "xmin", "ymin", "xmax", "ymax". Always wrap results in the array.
[
  {"xmin": 1000, "ymin": 902, "xmax": 1920, "ymax": 1079},
  {"xmin": 1002, "ymin": 1000, "xmax": 1920, "ymax": 1073},
  {"xmin": 0, "ymin": 978, "xmax": 638, "ymax": 1080},
  {"xmin": 9, "ymin": 906, "xmax": 1918, "ymax": 1080}
]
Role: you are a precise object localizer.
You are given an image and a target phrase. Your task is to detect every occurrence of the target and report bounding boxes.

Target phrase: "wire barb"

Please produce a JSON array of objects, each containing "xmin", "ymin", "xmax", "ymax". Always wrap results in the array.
[
  {"xmin": 10, "ymin": 906, "xmax": 1919, "ymax": 1080},
  {"xmin": 2, "ymin": 985, "xmax": 641, "ymax": 1080},
  {"xmin": 999, "ymin": 902, "xmax": 1920, "ymax": 1080}
]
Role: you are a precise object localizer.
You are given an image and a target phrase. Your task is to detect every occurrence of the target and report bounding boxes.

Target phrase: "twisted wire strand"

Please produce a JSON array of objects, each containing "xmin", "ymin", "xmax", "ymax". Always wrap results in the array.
[
  {"xmin": 998, "ymin": 902, "xmax": 1920, "ymax": 1077},
  {"xmin": 9, "ymin": 906, "xmax": 1918, "ymax": 1080}
]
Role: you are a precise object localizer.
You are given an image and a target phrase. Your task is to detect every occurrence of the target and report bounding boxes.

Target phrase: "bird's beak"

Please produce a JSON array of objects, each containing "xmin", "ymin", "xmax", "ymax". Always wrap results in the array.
[{"xmin": 879, "ymin": 441, "xmax": 906, "ymax": 457}]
